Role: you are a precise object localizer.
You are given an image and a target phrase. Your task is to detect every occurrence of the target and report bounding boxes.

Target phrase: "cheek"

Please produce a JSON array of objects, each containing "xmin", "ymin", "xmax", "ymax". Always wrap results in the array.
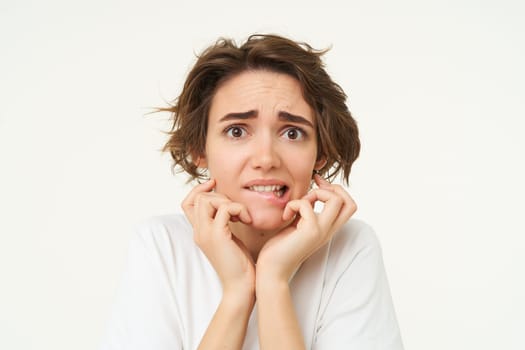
[
  {"xmin": 292, "ymin": 163, "xmax": 316, "ymax": 193},
  {"xmin": 206, "ymin": 151, "xmax": 240, "ymax": 192}
]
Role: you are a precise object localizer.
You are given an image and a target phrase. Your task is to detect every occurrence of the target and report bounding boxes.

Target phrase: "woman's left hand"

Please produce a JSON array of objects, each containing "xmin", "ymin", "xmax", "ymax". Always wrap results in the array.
[{"xmin": 256, "ymin": 174, "xmax": 357, "ymax": 282}]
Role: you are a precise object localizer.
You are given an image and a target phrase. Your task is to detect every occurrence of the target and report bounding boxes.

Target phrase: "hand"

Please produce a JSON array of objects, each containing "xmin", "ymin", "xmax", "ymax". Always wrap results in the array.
[
  {"xmin": 182, "ymin": 179, "xmax": 256, "ymax": 297},
  {"xmin": 256, "ymin": 174, "xmax": 357, "ymax": 282}
]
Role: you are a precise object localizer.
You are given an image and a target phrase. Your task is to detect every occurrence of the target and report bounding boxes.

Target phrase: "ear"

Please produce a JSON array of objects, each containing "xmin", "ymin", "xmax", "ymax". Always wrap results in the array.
[
  {"xmin": 314, "ymin": 157, "xmax": 327, "ymax": 171},
  {"xmin": 193, "ymin": 154, "xmax": 208, "ymax": 168}
]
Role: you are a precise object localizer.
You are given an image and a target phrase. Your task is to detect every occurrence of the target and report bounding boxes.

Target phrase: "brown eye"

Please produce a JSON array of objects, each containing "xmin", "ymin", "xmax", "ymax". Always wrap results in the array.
[
  {"xmin": 287, "ymin": 129, "xmax": 298, "ymax": 139},
  {"xmin": 226, "ymin": 126, "xmax": 246, "ymax": 138},
  {"xmin": 232, "ymin": 127, "xmax": 242, "ymax": 137},
  {"xmin": 283, "ymin": 127, "xmax": 305, "ymax": 140}
]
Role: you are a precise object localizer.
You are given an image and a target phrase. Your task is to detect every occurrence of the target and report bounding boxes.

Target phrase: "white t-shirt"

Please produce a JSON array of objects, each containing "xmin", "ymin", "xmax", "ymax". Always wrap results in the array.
[{"xmin": 100, "ymin": 214, "xmax": 403, "ymax": 350}]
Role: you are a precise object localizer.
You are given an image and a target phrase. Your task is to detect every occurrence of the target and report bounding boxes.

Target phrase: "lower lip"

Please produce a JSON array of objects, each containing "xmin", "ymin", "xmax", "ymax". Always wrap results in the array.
[{"xmin": 244, "ymin": 188, "xmax": 290, "ymax": 207}]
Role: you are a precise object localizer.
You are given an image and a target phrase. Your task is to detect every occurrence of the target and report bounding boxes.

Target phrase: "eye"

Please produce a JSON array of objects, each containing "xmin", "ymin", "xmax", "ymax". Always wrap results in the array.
[
  {"xmin": 225, "ymin": 125, "xmax": 247, "ymax": 139},
  {"xmin": 282, "ymin": 127, "xmax": 305, "ymax": 141}
]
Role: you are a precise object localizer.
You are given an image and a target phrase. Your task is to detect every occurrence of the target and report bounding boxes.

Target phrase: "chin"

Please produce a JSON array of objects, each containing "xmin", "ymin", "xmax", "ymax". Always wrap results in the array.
[
  {"xmin": 247, "ymin": 207, "xmax": 288, "ymax": 232},
  {"xmin": 250, "ymin": 218, "xmax": 286, "ymax": 232}
]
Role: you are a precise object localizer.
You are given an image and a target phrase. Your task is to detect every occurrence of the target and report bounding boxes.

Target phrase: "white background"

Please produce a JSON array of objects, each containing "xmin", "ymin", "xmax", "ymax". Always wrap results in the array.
[{"xmin": 1, "ymin": 1, "xmax": 524, "ymax": 349}]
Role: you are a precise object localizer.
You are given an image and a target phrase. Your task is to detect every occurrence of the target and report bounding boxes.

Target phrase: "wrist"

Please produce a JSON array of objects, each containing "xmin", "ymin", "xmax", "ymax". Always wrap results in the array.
[
  {"xmin": 222, "ymin": 283, "xmax": 256, "ymax": 310},
  {"xmin": 255, "ymin": 268, "xmax": 290, "ymax": 294},
  {"xmin": 255, "ymin": 258, "xmax": 296, "ymax": 285}
]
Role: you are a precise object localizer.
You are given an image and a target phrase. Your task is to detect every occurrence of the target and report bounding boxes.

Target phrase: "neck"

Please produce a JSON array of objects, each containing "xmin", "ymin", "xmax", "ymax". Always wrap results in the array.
[{"xmin": 228, "ymin": 221, "xmax": 282, "ymax": 262}]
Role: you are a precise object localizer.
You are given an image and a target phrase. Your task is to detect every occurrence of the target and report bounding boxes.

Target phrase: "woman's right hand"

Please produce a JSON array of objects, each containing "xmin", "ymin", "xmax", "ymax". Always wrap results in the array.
[{"xmin": 182, "ymin": 179, "xmax": 256, "ymax": 298}]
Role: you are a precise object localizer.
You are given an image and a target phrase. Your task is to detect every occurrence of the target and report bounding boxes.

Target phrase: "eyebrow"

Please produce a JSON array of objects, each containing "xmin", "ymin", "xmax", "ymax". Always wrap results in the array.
[
  {"xmin": 278, "ymin": 111, "xmax": 314, "ymax": 128},
  {"xmin": 219, "ymin": 110, "xmax": 314, "ymax": 128},
  {"xmin": 219, "ymin": 110, "xmax": 258, "ymax": 122}
]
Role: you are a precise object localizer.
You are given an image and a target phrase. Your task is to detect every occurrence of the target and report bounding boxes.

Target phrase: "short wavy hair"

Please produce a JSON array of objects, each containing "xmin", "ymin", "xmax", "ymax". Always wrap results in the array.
[{"xmin": 159, "ymin": 34, "xmax": 360, "ymax": 184}]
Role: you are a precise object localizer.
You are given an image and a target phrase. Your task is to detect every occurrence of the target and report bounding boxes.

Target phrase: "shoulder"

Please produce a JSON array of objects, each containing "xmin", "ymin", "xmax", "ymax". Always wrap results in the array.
[
  {"xmin": 331, "ymin": 218, "xmax": 381, "ymax": 256},
  {"xmin": 315, "ymin": 220, "xmax": 404, "ymax": 349},
  {"xmin": 325, "ymin": 219, "xmax": 384, "ymax": 277},
  {"xmin": 128, "ymin": 213, "xmax": 195, "ymax": 260},
  {"xmin": 134, "ymin": 213, "xmax": 192, "ymax": 240},
  {"xmin": 135, "ymin": 212, "xmax": 192, "ymax": 234}
]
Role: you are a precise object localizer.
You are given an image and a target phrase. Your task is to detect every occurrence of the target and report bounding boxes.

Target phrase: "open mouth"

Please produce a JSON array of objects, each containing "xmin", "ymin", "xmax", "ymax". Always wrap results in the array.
[{"xmin": 247, "ymin": 185, "xmax": 288, "ymax": 198}]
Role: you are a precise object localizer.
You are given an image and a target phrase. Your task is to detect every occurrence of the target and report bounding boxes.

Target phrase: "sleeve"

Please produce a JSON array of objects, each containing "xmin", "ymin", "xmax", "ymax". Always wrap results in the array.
[
  {"xmin": 313, "ymin": 225, "xmax": 404, "ymax": 350},
  {"xmin": 99, "ymin": 224, "xmax": 184, "ymax": 350}
]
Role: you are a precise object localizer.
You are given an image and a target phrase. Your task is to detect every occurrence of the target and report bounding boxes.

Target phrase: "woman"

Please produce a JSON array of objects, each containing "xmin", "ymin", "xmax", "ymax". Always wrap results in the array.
[{"xmin": 101, "ymin": 34, "xmax": 403, "ymax": 350}]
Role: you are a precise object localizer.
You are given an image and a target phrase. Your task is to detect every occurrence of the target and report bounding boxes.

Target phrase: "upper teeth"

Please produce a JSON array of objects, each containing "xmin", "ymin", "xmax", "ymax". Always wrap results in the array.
[{"xmin": 249, "ymin": 185, "xmax": 284, "ymax": 192}]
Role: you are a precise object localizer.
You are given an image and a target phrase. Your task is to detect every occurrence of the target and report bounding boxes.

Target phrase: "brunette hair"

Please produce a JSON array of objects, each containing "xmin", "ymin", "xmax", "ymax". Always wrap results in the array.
[{"xmin": 159, "ymin": 34, "xmax": 360, "ymax": 184}]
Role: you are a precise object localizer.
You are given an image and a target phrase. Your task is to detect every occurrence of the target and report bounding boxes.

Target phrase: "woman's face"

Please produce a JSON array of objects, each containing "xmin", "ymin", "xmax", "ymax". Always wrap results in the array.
[{"xmin": 200, "ymin": 70, "xmax": 324, "ymax": 231}]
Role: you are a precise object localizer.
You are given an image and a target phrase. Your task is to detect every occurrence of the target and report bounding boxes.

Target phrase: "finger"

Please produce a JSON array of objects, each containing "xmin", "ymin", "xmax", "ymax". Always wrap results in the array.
[
  {"xmin": 193, "ymin": 194, "xmax": 232, "ymax": 245},
  {"xmin": 184, "ymin": 179, "xmax": 216, "ymax": 203},
  {"xmin": 322, "ymin": 184, "xmax": 357, "ymax": 220},
  {"xmin": 214, "ymin": 202, "xmax": 252, "ymax": 231},
  {"xmin": 181, "ymin": 179, "xmax": 216, "ymax": 217},
  {"xmin": 282, "ymin": 199, "xmax": 299, "ymax": 221},
  {"xmin": 301, "ymin": 191, "xmax": 319, "ymax": 207},
  {"xmin": 304, "ymin": 187, "xmax": 355, "ymax": 235},
  {"xmin": 196, "ymin": 194, "xmax": 232, "ymax": 222},
  {"xmin": 304, "ymin": 189, "xmax": 345, "ymax": 232},
  {"xmin": 312, "ymin": 176, "xmax": 357, "ymax": 221},
  {"xmin": 282, "ymin": 199, "xmax": 316, "ymax": 223},
  {"xmin": 313, "ymin": 174, "xmax": 332, "ymax": 190},
  {"xmin": 229, "ymin": 202, "xmax": 252, "ymax": 224}
]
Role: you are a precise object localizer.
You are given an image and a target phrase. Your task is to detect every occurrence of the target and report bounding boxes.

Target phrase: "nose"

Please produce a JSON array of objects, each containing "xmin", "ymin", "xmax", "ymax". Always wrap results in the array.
[{"xmin": 250, "ymin": 132, "xmax": 281, "ymax": 171}]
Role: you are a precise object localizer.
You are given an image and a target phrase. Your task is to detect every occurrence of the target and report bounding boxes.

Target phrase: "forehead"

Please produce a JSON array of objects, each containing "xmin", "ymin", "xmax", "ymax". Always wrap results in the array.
[{"xmin": 209, "ymin": 70, "xmax": 315, "ymax": 124}]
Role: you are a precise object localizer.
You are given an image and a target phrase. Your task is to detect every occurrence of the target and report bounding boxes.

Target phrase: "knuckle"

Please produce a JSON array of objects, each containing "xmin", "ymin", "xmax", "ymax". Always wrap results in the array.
[
  {"xmin": 308, "ymin": 188, "xmax": 319, "ymax": 195},
  {"xmin": 193, "ymin": 193, "xmax": 203, "ymax": 203},
  {"xmin": 347, "ymin": 199, "xmax": 357, "ymax": 211},
  {"xmin": 197, "ymin": 194, "xmax": 213, "ymax": 207},
  {"xmin": 217, "ymin": 202, "xmax": 230, "ymax": 211},
  {"xmin": 342, "ymin": 203, "xmax": 357, "ymax": 218},
  {"xmin": 299, "ymin": 198, "xmax": 311, "ymax": 205},
  {"xmin": 332, "ymin": 195, "xmax": 344, "ymax": 206},
  {"xmin": 181, "ymin": 196, "xmax": 189, "ymax": 205},
  {"xmin": 181, "ymin": 196, "xmax": 193, "ymax": 208},
  {"xmin": 332, "ymin": 184, "xmax": 344, "ymax": 191}
]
